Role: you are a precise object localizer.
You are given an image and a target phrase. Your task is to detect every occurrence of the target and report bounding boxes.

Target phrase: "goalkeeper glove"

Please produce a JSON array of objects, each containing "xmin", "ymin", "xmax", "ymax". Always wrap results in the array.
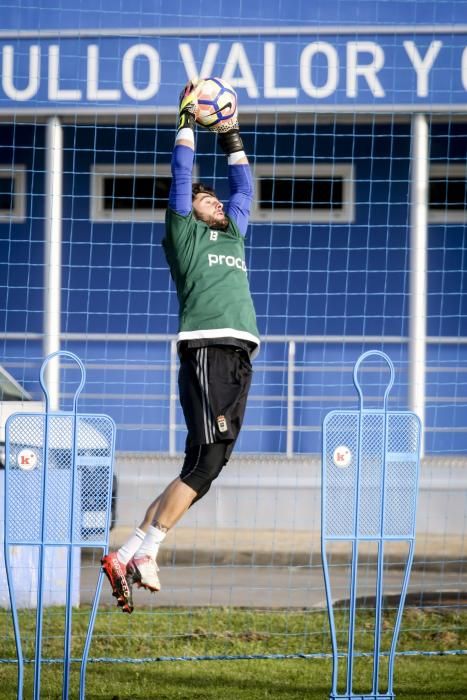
[
  {"xmin": 217, "ymin": 128, "xmax": 244, "ymax": 155},
  {"xmin": 177, "ymin": 80, "xmax": 200, "ymax": 132},
  {"xmin": 210, "ymin": 110, "xmax": 244, "ymax": 155},
  {"xmin": 204, "ymin": 92, "xmax": 244, "ymax": 154}
]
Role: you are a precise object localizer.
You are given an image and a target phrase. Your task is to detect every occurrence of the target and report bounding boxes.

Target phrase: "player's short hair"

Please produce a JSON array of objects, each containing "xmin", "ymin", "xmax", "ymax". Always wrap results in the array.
[{"xmin": 192, "ymin": 183, "xmax": 217, "ymax": 200}]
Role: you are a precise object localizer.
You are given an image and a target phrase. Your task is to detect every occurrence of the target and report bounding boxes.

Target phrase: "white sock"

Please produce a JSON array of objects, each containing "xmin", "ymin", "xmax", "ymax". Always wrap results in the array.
[
  {"xmin": 117, "ymin": 528, "xmax": 145, "ymax": 565},
  {"xmin": 134, "ymin": 525, "xmax": 167, "ymax": 560}
]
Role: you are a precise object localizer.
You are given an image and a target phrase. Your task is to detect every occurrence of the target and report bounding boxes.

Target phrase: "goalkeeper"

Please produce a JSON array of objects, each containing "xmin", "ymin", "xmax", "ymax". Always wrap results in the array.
[{"xmin": 102, "ymin": 80, "xmax": 260, "ymax": 613}]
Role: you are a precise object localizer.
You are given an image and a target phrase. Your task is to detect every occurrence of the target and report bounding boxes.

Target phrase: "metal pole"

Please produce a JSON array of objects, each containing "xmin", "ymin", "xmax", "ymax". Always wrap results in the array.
[
  {"xmin": 43, "ymin": 116, "xmax": 63, "ymax": 411},
  {"xmin": 409, "ymin": 114, "xmax": 428, "ymax": 456},
  {"xmin": 286, "ymin": 340, "xmax": 295, "ymax": 456}
]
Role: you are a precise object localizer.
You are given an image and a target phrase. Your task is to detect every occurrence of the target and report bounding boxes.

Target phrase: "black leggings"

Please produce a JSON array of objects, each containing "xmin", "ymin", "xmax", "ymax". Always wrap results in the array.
[{"xmin": 180, "ymin": 442, "xmax": 231, "ymax": 503}]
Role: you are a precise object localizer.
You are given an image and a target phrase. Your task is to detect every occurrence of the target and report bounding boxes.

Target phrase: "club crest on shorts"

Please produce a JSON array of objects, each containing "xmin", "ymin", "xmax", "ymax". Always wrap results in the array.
[{"xmin": 216, "ymin": 415, "xmax": 228, "ymax": 432}]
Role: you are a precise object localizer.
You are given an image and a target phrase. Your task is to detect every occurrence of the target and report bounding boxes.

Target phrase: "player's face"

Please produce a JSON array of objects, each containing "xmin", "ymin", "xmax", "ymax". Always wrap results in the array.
[{"xmin": 193, "ymin": 192, "xmax": 229, "ymax": 231}]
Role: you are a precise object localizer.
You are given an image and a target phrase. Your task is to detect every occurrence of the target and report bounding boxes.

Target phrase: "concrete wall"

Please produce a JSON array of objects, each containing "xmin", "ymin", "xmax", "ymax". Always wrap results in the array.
[{"xmin": 114, "ymin": 452, "xmax": 467, "ymax": 538}]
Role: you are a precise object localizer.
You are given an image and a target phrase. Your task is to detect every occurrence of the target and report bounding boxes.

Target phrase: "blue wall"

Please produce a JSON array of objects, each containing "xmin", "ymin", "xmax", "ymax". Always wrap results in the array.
[
  {"xmin": 1, "ymin": 119, "xmax": 466, "ymax": 454},
  {"xmin": 2, "ymin": 121, "xmax": 467, "ymax": 337}
]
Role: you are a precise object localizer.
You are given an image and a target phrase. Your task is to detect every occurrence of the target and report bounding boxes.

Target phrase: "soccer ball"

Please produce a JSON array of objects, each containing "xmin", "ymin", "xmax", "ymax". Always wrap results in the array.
[{"xmin": 195, "ymin": 77, "xmax": 237, "ymax": 130}]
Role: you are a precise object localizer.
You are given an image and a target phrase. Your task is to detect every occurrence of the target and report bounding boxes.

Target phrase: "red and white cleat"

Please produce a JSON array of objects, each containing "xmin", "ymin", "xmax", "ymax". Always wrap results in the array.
[
  {"xmin": 101, "ymin": 552, "xmax": 134, "ymax": 613},
  {"xmin": 127, "ymin": 555, "xmax": 161, "ymax": 592}
]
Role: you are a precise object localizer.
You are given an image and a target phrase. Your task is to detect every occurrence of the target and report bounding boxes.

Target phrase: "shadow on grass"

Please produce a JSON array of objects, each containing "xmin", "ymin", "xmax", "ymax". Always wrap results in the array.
[
  {"xmin": 1, "ymin": 656, "xmax": 466, "ymax": 699},
  {"xmin": 85, "ymin": 660, "xmax": 330, "ymax": 700},
  {"xmin": 84, "ymin": 656, "xmax": 467, "ymax": 700}
]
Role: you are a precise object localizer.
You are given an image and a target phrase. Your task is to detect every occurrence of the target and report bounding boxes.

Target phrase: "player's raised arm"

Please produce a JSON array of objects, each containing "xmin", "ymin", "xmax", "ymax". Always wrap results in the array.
[
  {"xmin": 208, "ymin": 91, "xmax": 254, "ymax": 237},
  {"xmin": 168, "ymin": 81, "xmax": 200, "ymax": 217}
]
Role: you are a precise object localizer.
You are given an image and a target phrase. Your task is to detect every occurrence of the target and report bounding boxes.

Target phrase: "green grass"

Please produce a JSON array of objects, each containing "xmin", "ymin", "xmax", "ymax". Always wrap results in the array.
[{"xmin": 0, "ymin": 606, "xmax": 466, "ymax": 699}]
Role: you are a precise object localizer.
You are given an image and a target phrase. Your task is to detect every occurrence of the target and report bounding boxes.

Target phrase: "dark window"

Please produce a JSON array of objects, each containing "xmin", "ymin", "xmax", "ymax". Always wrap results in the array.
[
  {"xmin": 429, "ymin": 176, "xmax": 467, "ymax": 211},
  {"xmin": 258, "ymin": 176, "xmax": 344, "ymax": 211},
  {"xmin": 102, "ymin": 176, "xmax": 171, "ymax": 211},
  {"xmin": 0, "ymin": 176, "xmax": 15, "ymax": 211}
]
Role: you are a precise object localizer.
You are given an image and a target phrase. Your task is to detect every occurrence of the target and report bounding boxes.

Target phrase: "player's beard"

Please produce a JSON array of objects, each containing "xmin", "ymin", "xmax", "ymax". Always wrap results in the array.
[{"xmin": 200, "ymin": 213, "xmax": 229, "ymax": 231}]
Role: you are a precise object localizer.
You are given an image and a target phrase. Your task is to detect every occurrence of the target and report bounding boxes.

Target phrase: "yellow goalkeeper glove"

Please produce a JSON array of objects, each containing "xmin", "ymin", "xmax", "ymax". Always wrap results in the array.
[{"xmin": 177, "ymin": 79, "xmax": 201, "ymax": 131}]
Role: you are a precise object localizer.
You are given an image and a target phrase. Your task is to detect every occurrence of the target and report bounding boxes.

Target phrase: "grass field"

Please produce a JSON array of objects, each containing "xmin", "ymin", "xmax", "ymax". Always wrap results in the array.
[{"xmin": 0, "ymin": 606, "xmax": 465, "ymax": 699}]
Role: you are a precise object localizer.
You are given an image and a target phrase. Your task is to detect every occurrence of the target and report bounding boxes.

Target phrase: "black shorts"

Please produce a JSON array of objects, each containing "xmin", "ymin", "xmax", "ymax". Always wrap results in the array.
[{"xmin": 178, "ymin": 344, "xmax": 253, "ymax": 456}]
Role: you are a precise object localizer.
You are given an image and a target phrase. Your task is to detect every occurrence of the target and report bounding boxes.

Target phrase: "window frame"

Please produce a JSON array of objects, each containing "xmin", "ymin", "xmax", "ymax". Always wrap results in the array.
[
  {"xmin": 0, "ymin": 165, "xmax": 26, "ymax": 222},
  {"xmin": 428, "ymin": 163, "xmax": 467, "ymax": 224},
  {"xmin": 250, "ymin": 163, "xmax": 355, "ymax": 223},
  {"xmin": 90, "ymin": 163, "xmax": 198, "ymax": 222}
]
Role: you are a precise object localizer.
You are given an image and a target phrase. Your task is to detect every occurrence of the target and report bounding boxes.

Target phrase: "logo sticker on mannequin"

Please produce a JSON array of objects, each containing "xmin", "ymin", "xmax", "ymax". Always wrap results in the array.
[
  {"xmin": 332, "ymin": 445, "xmax": 352, "ymax": 468},
  {"xmin": 17, "ymin": 449, "xmax": 38, "ymax": 470}
]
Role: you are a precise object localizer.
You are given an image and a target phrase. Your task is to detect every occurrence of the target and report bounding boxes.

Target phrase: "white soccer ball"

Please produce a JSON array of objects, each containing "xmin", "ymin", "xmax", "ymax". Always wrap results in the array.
[{"xmin": 195, "ymin": 77, "xmax": 238, "ymax": 129}]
